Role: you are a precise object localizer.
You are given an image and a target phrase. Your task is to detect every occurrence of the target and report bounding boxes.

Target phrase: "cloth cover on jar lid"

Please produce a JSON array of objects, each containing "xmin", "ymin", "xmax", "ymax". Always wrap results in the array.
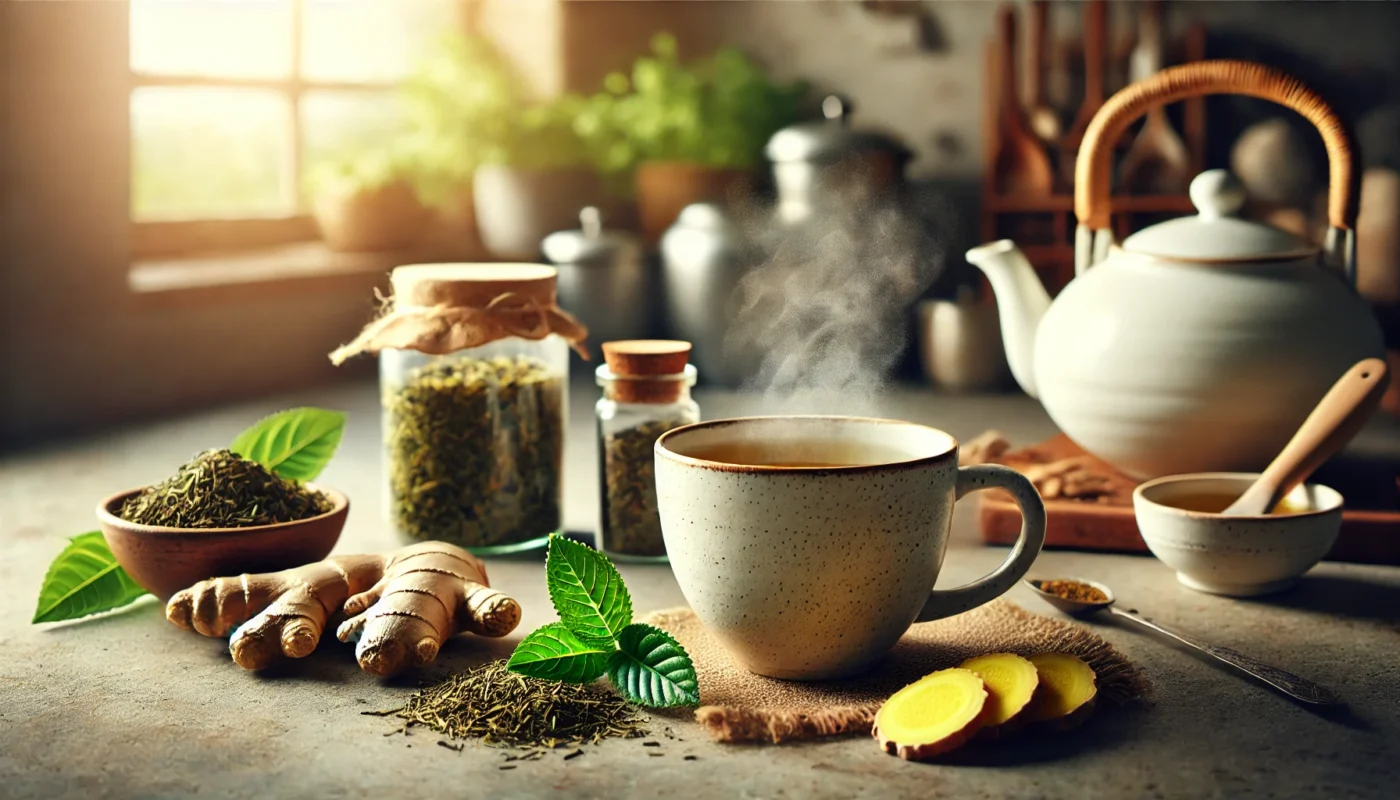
[{"xmin": 329, "ymin": 263, "xmax": 589, "ymax": 364}]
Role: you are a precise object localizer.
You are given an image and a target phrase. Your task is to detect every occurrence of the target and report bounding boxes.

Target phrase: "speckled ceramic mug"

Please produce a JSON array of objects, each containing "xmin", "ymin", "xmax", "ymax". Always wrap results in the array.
[{"xmin": 655, "ymin": 416, "xmax": 1046, "ymax": 680}]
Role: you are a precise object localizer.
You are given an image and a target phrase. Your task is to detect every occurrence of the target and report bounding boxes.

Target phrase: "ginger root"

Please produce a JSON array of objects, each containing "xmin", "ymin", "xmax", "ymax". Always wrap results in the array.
[
  {"xmin": 1026, "ymin": 652, "xmax": 1098, "ymax": 729},
  {"xmin": 960, "ymin": 653, "xmax": 1040, "ymax": 739},
  {"xmin": 1022, "ymin": 457, "xmax": 1113, "ymax": 500},
  {"xmin": 873, "ymin": 668, "xmax": 987, "ymax": 761},
  {"xmin": 959, "ymin": 430, "xmax": 1011, "ymax": 466},
  {"xmin": 165, "ymin": 542, "xmax": 520, "ymax": 678}
]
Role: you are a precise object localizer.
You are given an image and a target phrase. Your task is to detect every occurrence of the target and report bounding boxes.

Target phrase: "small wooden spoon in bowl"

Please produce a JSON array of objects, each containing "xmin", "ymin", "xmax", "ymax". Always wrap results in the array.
[{"xmin": 1224, "ymin": 358, "xmax": 1389, "ymax": 516}]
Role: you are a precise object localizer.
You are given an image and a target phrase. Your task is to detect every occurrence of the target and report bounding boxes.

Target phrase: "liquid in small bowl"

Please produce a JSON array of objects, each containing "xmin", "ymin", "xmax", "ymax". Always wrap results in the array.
[
  {"xmin": 1132, "ymin": 472, "xmax": 1343, "ymax": 597},
  {"xmin": 1159, "ymin": 491, "xmax": 1309, "ymax": 516}
]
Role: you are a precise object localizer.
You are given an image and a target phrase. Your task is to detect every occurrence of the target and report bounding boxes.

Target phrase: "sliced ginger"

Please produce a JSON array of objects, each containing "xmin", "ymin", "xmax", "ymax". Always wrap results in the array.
[
  {"xmin": 1026, "ymin": 652, "xmax": 1098, "ymax": 729},
  {"xmin": 960, "ymin": 653, "xmax": 1040, "ymax": 739},
  {"xmin": 873, "ymin": 668, "xmax": 987, "ymax": 761}
]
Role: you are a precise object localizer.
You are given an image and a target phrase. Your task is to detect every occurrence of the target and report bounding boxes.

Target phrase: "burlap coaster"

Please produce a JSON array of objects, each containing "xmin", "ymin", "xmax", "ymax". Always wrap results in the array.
[{"xmin": 644, "ymin": 599, "xmax": 1150, "ymax": 744}]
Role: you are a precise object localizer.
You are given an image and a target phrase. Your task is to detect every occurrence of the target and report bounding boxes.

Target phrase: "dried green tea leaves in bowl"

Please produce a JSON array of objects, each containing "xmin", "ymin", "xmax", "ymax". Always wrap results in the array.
[
  {"xmin": 383, "ymin": 660, "xmax": 647, "ymax": 749},
  {"xmin": 119, "ymin": 449, "xmax": 332, "ymax": 528},
  {"xmin": 385, "ymin": 355, "xmax": 564, "ymax": 549}
]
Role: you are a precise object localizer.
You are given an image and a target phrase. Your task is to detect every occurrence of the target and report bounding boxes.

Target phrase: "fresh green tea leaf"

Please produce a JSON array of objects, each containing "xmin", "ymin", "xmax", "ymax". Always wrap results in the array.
[
  {"xmin": 545, "ymin": 535, "xmax": 632, "ymax": 647},
  {"xmin": 32, "ymin": 532, "xmax": 149, "ymax": 623},
  {"xmin": 507, "ymin": 623, "xmax": 611, "ymax": 683},
  {"xmin": 230, "ymin": 407, "xmax": 345, "ymax": 481},
  {"xmin": 606, "ymin": 623, "xmax": 699, "ymax": 708}
]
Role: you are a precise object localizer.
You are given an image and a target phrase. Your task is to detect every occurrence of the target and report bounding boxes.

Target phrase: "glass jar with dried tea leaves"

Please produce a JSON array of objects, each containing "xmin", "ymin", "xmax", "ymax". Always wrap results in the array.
[
  {"xmin": 595, "ymin": 340, "xmax": 699, "ymax": 562},
  {"xmin": 331, "ymin": 264, "xmax": 588, "ymax": 554}
]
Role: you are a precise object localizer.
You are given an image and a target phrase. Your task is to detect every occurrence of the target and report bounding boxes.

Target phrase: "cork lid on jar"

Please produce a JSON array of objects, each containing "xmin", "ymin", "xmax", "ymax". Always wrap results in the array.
[{"xmin": 599, "ymin": 340, "xmax": 695, "ymax": 403}]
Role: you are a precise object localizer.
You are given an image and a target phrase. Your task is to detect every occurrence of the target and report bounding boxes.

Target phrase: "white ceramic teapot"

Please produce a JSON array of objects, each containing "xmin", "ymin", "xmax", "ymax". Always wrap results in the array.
[{"xmin": 967, "ymin": 61, "xmax": 1384, "ymax": 479}]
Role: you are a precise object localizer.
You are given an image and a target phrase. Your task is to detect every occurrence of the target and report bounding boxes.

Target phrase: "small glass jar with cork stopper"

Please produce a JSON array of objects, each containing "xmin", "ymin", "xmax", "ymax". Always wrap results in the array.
[{"xmin": 595, "ymin": 340, "xmax": 700, "ymax": 562}]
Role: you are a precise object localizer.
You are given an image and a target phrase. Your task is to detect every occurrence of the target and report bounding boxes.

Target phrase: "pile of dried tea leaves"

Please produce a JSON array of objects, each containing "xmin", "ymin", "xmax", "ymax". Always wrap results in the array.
[
  {"xmin": 384, "ymin": 660, "xmax": 647, "ymax": 748},
  {"xmin": 119, "ymin": 449, "xmax": 333, "ymax": 528},
  {"xmin": 385, "ymin": 355, "xmax": 564, "ymax": 548},
  {"xmin": 601, "ymin": 418, "xmax": 689, "ymax": 557}
]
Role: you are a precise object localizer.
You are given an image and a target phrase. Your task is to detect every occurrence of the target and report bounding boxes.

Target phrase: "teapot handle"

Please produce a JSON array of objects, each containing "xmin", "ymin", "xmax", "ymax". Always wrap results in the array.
[{"xmin": 1074, "ymin": 60, "xmax": 1358, "ymax": 281}]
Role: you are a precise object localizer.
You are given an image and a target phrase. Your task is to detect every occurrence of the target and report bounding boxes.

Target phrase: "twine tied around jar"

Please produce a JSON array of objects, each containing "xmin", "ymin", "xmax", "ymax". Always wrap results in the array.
[{"xmin": 329, "ymin": 264, "xmax": 590, "ymax": 364}]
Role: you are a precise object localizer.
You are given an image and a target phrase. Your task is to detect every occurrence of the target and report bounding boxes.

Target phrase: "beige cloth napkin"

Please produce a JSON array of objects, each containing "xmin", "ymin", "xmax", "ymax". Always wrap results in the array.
[{"xmin": 644, "ymin": 599, "xmax": 1150, "ymax": 744}]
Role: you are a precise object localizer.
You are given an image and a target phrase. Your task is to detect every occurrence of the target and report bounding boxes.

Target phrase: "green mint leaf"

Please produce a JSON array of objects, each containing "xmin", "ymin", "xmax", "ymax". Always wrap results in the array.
[
  {"xmin": 506, "ymin": 623, "xmax": 612, "ymax": 683},
  {"xmin": 33, "ymin": 532, "xmax": 150, "ymax": 623},
  {"xmin": 606, "ymin": 623, "xmax": 699, "ymax": 708},
  {"xmin": 230, "ymin": 407, "xmax": 345, "ymax": 481},
  {"xmin": 545, "ymin": 534, "xmax": 632, "ymax": 648}
]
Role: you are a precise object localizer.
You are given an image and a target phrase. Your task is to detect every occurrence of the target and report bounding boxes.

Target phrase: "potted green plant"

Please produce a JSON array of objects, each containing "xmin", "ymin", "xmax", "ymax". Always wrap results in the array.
[
  {"xmin": 471, "ymin": 92, "xmax": 622, "ymax": 260},
  {"xmin": 307, "ymin": 147, "xmax": 428, "ymax": 253},
  {"xmin": 401, "ymin": 34, "xmax": 625, "ymax": 260},
  {"xmin": 398, "ymin": 34, "xmax": 516, "ymax": 257},
  {"xmin": 599, "ymin": 33, "xmax": 808, "ymax": 243}
]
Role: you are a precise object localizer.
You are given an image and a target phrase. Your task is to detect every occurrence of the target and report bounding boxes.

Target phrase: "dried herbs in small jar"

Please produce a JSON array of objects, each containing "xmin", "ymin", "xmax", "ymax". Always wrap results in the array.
[
  {"xmin": 596, "ymin": 341, "xmax": 699, "ymax": 562},
  {"xmin": 330, "ymin": 264, "xmax": 588, "ymax": 554}
]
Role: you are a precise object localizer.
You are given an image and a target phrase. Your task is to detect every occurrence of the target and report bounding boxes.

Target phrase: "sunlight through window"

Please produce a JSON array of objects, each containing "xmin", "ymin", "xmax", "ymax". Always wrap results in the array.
[{"xmin": 129, "ymin": 0, "xmax": 456, "ymax": 225}]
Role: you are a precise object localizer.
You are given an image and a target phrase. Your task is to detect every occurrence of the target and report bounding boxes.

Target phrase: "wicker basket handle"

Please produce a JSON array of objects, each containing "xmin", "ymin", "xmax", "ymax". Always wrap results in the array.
[{"xmin": 1074, "ymin": 60, "xmax": 1358, "ymax": 275}]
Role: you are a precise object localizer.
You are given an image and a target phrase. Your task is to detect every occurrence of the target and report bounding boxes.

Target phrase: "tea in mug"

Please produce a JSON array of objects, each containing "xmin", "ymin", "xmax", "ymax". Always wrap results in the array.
[{"xmin": 680, "ymin": 439, "xmax": 912, "ymax": 468}]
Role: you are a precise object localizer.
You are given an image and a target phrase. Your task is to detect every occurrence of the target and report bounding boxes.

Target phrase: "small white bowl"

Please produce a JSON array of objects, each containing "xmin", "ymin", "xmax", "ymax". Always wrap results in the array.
[{"xmin": 1133, "ymin": 473, "xmax": 1343, "ymax": 597}]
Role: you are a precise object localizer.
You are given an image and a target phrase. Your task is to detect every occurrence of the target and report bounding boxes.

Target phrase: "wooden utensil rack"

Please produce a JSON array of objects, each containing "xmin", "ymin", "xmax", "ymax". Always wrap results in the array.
[{"xmin": 980, "ymin": 2, "xmax": 1208, "ymax": 297}]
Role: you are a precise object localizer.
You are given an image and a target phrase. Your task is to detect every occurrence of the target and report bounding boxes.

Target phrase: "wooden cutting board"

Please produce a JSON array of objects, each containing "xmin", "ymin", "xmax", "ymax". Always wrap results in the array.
[{"xmin": 978, "ymin": 435, "xmax": 1400, "ymax": 565}]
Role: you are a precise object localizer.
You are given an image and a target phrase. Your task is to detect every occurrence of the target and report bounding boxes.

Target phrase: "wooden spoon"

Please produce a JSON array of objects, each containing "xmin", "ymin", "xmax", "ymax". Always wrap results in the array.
[
  {"xmin": 1026, "ymin": 0, "xmax": 1061, "ymax": 143},
  {"xmin": 992, "ymin": 5, "xmax": 1054, "ymax": 195},
  {"xmin": 1119, "ymin": 0, "xmax": 1191, "ymax": 194},
  {"xmin": 1224, "ymin": 358, "xmax": 1390, "ymax": 516},
  {"xmin": 1060, "ymin": 0, "xmax": 1106, "ymax": 179}
]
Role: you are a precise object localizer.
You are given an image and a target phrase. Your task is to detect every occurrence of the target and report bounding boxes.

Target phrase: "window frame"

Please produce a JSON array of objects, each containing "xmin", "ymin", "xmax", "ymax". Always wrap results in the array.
[{"xmin": 128, "ymin": 0, "xmax": 407, "ymax": 258}]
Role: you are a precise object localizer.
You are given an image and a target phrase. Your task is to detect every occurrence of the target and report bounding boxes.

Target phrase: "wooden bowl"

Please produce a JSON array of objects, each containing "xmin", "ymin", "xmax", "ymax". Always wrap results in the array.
[{"xmin": 96, "ymin": 485, "xmax": 349, "ymax": 601}]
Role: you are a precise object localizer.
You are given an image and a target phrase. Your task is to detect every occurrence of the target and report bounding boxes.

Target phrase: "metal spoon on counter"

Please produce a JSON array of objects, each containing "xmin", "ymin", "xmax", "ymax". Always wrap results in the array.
[{"xmin": 1025, "ymin": 577, "xmax": 1345, "ymax": 707}]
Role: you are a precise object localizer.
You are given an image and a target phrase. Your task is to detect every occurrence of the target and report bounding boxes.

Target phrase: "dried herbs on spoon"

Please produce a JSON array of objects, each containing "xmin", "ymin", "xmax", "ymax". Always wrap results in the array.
[{"xmin": 119, "ymin": 448, "xmax": 332, "ymax": 528}]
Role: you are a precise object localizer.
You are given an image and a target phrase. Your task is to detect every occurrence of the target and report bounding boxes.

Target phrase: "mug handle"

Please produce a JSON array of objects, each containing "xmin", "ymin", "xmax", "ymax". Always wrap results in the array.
[{"xmin": 915, "ymin": 464, "xmax": 1046, "ymax": 623}]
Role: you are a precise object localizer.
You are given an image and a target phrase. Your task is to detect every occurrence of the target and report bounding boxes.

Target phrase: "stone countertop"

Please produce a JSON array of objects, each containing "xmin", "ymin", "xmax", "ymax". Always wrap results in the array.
[{"xmin": 2, "ymin": 381, "xmax": 1397, "ymax": 799}]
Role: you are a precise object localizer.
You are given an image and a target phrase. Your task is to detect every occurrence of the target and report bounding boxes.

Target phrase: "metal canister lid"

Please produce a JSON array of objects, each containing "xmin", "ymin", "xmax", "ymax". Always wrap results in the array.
[
  {"xmin": 542, "ymin": 207, "xmax": 642, "ymax": 266},
  {"xmin": 764, "ymin": 95, "xmax": 912, "ymax": 164}
]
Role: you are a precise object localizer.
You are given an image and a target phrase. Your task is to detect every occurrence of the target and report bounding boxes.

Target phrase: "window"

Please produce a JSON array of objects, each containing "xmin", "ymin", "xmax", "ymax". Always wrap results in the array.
[{"xmin": 129, "ymin": 0, "xmax": 460, "ymax": 256}]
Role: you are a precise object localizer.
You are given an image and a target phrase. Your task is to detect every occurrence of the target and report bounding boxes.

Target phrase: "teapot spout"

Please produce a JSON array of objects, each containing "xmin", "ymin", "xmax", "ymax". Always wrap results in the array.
[{"xmin": 965, "ymin": 240, "xmax": 1052, "ymax": 399}]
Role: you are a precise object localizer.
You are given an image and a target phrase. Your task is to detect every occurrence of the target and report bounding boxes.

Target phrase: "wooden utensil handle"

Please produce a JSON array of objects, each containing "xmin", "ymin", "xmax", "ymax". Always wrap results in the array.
[
  {"xmin": 1081, "ymin": 0, "xmax": 1106, "ymax": 101},
  {"xmin": 1074, "ymin": 60, "xmax": 1358, "ymax": 231},
  {"xmin": 997, "ymin": 5, "xmax": 1021, "ymax": 124},
  {"xmin": 1027, "ymin": 0, "xmax": 1048, "ymax": 106},
  {"xmin": 1257, "ymin": 357, "xmax": 1389, "ymax": 509}
]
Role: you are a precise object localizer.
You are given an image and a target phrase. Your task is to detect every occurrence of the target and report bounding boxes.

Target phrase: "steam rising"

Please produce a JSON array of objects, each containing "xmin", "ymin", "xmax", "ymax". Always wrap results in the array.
[{"xmin": 726, "ymin": 184, "xmax": 951, "ymax": 415}]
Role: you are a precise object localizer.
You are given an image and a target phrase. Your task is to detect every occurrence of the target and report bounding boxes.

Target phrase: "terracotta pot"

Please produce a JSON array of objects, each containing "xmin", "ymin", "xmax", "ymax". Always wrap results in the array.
[
  {"xmin": 425, "ymin": 185, "xmax": 488, "ymax": 259},
  {"xmin": 635, "ymin": 162, "xmax": 754, "ymax": 245},
  {"xmin": 97, "ymin": 486, "xmax": 349, "ymax": 600},
  {"xmin": 313, "ymin": 180, "xmax": 429, "ymax": 252},
  {"xmin": 473, "ymin": 165, "xmax": 609, "ymax": 260}
]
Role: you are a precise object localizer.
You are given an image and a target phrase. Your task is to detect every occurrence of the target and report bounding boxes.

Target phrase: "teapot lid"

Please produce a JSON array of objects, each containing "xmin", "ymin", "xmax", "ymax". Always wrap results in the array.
[
  {"xmin": 765, "ymin": 95, "xmax": 912, "ymax": 164},
  {"xmin": 1120, "ymin": 170, "xmax": 1317, "ymax": 262},
  {"xmin": 541, "ymin": 207, "xmax": 641, "ymax": 266}
]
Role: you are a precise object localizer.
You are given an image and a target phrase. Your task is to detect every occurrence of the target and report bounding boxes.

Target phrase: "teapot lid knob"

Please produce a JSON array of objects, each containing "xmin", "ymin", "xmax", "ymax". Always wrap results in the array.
[
  {"xmin": 821, "ymin": 95, "xmax": 850, "ymax": 124},
  {"xmin": 579, "ymin": 206, "xmax": 602, "ymax": 238},
  {"xmin": 1190, "ymin": 170, "xmax": 1247, "ymax": 219}
]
